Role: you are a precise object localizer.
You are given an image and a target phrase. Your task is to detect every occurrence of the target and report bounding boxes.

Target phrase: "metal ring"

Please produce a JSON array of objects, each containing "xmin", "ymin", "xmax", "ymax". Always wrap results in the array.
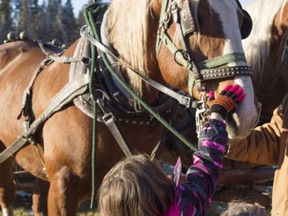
[{"xmin": 174, "ymin": 49, "xmax": 185, "ymax": 66}]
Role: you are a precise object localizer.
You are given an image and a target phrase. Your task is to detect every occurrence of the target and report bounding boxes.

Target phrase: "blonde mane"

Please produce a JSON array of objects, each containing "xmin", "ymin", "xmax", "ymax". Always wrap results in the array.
[
  {"xmin": 242, "ymin": 0, "xmax": 287, "ymax": 77},
  {"xmin": 105, "ymin": 0, "xmax": 152, "ymax": 96}
]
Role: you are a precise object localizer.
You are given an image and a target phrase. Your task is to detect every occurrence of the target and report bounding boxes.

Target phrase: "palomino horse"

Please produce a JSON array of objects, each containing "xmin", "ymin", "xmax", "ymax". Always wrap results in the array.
[
  {"xmin": 0, "ymin": 0, "xmax": 259, "ymax": 215},
  {"xmin": 243, "ymin": 0, "xmax": 288, "ymax": 121}
]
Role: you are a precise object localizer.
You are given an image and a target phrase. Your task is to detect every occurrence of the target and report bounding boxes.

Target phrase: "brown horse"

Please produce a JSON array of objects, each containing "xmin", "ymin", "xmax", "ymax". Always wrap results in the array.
[
  {"xmin": 0, "ymin": 0, "xmax": 259, "ymax": 215},
  {"xmin": 243, "ymin": 0, "xmax": 288, "ymax": 121}
]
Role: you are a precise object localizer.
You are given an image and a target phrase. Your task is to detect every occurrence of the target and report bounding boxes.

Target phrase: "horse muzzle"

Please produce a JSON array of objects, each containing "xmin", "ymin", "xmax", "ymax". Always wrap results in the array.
[{"xmin": 225, "ymin": 93, "xmax": 261, "ymax": 141}]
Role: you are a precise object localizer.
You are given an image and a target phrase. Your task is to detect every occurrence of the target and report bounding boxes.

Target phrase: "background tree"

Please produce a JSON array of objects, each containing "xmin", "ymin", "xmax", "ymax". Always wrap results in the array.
[
  {"xmin": 44, "ymin": 0, "xmax": 61, "ymax": 41},
  {"xmin": 62, "ymin": 0, "xmax": 78, "ymax": 45},
  {"xmin": 30, "ymin": 0, "xmax": 42, "ymax": 39},
  {"xmin": 0, "ymin": 0, "xmax": 13, "ymax": 41},
  {"xmin": 18, "ymin": 0, "xmax": 30, "ymax": 37},
  {"xmin": 0, "ymin": 0, "xmax": 111, "ymax": 45}
]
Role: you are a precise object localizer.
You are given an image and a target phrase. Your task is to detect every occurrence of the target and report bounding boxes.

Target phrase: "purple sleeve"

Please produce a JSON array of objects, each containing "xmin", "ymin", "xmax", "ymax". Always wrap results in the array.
[{"xmin": 175, "ymin": 119, "xmax": 228, "ymax": 216}]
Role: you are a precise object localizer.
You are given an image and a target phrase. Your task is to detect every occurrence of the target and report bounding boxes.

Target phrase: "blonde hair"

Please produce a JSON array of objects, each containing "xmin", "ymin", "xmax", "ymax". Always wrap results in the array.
[
  {"xmin": 220, "ymin": 200, "xmax": 270, "ymax": 216},
  {"xmin": 98, "ymin": 154, "xmax": 173, "ymax": 216}
]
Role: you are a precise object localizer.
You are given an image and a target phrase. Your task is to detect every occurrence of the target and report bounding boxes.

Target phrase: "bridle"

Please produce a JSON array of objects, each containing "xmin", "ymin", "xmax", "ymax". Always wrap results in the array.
[{"xmin": 156, "ymin": 0, "xmax": 254, "ymax": 96}]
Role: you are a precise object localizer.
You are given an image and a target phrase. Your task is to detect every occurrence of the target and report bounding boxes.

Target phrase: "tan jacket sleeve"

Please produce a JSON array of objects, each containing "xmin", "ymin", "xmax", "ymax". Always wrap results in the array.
[{"xmin": 225, "ymin": 107, "xmax": 284, "ymax": 165}]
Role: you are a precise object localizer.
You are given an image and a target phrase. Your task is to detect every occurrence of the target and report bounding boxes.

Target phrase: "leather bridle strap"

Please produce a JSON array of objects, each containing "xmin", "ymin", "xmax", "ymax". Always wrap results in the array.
[{"xmin": 200, "ymin": 66, "xmax": 253, "ymax": 80}]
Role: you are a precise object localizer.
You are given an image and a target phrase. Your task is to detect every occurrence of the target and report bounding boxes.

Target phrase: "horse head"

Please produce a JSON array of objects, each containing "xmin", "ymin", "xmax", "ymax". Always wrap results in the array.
[
  {"xmin": 154, "ymin": 0, "xmax": 261, "ymax": 141},
  {"xmin": 154, "ymin": 0, "xmax": 260, "ymax": 141},
  {"xmin": 104, "ymin": 0, "xmax": 260, "ymax": 141}
]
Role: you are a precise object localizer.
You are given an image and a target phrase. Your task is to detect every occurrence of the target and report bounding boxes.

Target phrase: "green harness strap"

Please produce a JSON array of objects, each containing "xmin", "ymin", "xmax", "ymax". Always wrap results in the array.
[
  {"xmin": 198, "ymin": 53, "xmax": 247, "ymax": 69},
  {"xmin": 83, "ymin": 4, "xmax": 100, "ymax": 209}
]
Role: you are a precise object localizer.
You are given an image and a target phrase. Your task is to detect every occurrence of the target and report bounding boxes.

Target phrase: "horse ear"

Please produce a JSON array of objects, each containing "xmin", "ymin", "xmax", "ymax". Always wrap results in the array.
[
  {"xmin": 235, "ymin": 0, "xmax": 253, "ymax": 39},
  {"xmin": 241, "ymin": 10, "xmax": 253, "ymax": 39}
]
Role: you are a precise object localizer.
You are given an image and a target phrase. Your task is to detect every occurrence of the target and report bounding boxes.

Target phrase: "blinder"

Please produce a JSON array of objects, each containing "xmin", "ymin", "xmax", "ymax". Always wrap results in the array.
[
  {"xmin": 177, "ymin": 0, "xmax": 253, "ymax": 39},
  {"xmin": 236, "ymin": 0, "xmax": 253, "ymax": 39},
  {"xmin": 180, "ymin": 0, "xmax": 196, "ymax": 37}
]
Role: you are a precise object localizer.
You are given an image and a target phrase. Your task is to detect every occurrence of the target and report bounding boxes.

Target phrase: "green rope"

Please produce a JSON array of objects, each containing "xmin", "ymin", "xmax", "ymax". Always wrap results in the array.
[{"xmin": 83, "ymin": 3, "xmax": 101, "ymax": 209}]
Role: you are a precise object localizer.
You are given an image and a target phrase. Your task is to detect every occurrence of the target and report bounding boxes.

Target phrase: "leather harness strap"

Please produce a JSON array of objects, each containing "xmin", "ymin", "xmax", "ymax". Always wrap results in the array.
[
  {"xmin": 102, "ymin": 112, "xmax": 132, "ymax": 157},
  {"xmin": 38, "ymin": 40, "xmax": 91, "ymax": 65},
  {"xmin": 0, "ymin": 73, "xmax": 89, "ymax": 164}
]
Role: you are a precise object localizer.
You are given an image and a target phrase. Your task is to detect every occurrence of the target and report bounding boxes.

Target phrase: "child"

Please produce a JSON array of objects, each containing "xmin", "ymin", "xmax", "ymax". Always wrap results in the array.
[{"xmin": 98, "ymin": 84, "xmax": 246, "ymax": 216}]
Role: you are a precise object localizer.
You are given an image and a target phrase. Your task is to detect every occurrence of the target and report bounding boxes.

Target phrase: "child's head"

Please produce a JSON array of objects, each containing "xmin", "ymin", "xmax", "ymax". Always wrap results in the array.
[
  {"xmin": 220, "ymin": 200, "xmax": 269, "ymax": 216},
  {"xmin": 98, "ymin": 154, "xmax": 174, "ymax": 216}
]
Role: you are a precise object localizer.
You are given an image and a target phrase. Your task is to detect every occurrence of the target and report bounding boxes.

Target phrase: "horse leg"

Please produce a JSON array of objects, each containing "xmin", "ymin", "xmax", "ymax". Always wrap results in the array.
[
  {"xmin": 47, "ymin": 167, "xmax": 81, "ymax": 216},
  {"xmin": 0, "ymin": 144, "xmax": 15, "ymax": 216},
  {"xmin": 32, "ymin": 178, "xmax": 49, "ymax": 216}
]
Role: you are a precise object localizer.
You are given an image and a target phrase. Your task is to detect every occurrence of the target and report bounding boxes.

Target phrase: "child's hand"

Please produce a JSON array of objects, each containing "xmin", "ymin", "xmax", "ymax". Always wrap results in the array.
[{"xmin": 208, "ymin": 84, "xmax": 246, "ymax": 119}]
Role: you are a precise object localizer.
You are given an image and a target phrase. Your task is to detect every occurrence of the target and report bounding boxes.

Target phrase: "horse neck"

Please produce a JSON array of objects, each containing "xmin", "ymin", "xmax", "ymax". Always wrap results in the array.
[
  {"xmin": 262, "ymin": 3, "xmax": 288, "ymax": 87},
  {"xmin": 253, "ymin": 3, "xmax": 288, "ymax": 116},
  {"xmin": 108, "ymin": 2, "xmax": 163, "ymax": 104}
]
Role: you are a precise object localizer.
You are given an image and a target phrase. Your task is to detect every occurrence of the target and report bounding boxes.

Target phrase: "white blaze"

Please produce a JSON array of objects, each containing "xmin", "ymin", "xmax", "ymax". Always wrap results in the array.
[{"xmin": 208, "ymin": 0, "xmax": 260, "ymax": 139}]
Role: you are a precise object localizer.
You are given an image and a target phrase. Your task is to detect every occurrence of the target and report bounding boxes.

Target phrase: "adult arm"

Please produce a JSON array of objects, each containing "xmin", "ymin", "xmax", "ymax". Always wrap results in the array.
[{"xmin": 226, "ymin": 107, "xmax": 284, "ymax": 165}]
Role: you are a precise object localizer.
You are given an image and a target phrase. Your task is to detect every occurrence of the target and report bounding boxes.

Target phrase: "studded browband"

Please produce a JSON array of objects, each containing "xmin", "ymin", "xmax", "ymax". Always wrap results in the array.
[{"xmin": 200, "ymin": 66, "xmax": 254, "ymax": 80}]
